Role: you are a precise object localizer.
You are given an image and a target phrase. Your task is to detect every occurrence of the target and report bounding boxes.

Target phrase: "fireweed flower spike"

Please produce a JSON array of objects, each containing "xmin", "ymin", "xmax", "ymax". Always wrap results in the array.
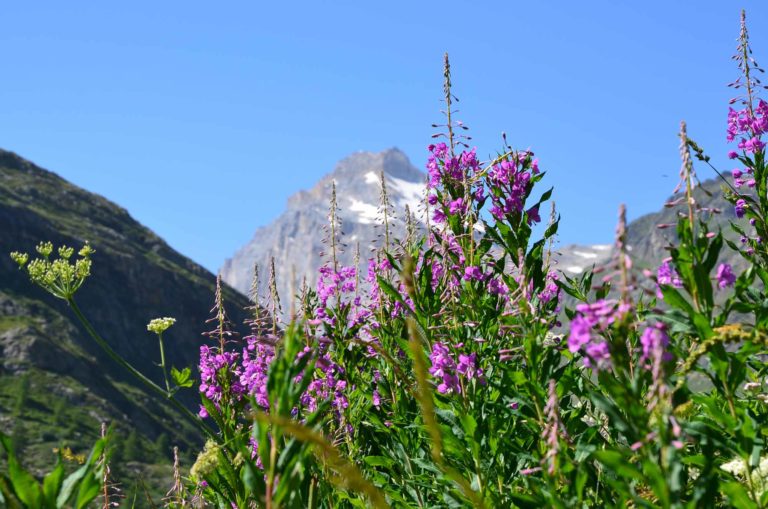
[
  {"xmin": 567, "ymin": 299, "xmax": 630, "ymax": 370},
  {"xmin": 428, "ymin": 342, "xmax": 484, "ymax": 394},
  {"xmin": 657, "ymin": 260, "xmax": 682, "ymax": 288},
  {"xmin": 542, "ymin": 379, "xmax": 568, "ymax": 475}
]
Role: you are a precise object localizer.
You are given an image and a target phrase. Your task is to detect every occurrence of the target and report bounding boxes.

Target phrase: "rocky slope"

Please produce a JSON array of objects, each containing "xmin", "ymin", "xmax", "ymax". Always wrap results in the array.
[
  {"xmin": 624, "ymin": 175, "xmax": 746, "ymax": 269},
  {"xmin": 221, "ymin": 148, "xmax": 425, "ymax": 314},
  {"xmin": 0, "ymin": 149, "xmax": 249, "ymax": 486}
]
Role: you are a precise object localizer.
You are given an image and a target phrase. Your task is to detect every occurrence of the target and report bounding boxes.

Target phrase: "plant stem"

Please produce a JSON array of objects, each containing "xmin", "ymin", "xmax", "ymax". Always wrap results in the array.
[
  {"xmin": 67, "ymin": 297, "xmax": 214, "ymax": 439},
  {"xmin": 157, "ymin": 332, "xmax": 171, "ymax": 393}
]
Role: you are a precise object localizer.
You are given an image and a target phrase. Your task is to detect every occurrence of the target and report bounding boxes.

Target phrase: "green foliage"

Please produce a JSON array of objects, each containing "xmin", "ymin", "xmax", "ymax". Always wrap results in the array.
[{"xmin": 0, "ymin": 431, "xmax": 107, "ymax": 509}]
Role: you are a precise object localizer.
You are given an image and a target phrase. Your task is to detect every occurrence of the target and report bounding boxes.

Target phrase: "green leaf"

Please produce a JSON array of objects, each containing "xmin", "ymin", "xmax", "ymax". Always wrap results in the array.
[
  {"xmin": 660, "ymin": 285, "xmax": 695, "ymax": 316},
  {"xmin": 376, "ymin": 276, "xmax": 406, "ymax": 307},
  {"xmin": 592, "ymin": 450, "xmax": 643, "ymax": 481},
  {"xmin": 364, "ymin": 456, "xmax": 395, "ymax": 468},
  {"xmin": 75, "ymin": 472, "xmax": 101, "ymax": 509},
  {"xmin": 702, "ymin": 233, "xmax": 724, "ymax": 273},
  {"xmin": 42, "ymin": 462, "xmax": 65, "ymax": 505},
  {"xmin": 6, "ymin": 445, "xmax": 41, "ymax": 508},
  {"xmin": 57, "ymin": 464, "xmax": 89, "ymax": 508},
  {"xmin": 721, "ymin": 481, "xmax": 758, "ymax": 509},
  {"xmin": 57, "ymin": 438, "xmax": 106, "ymax": 508},
  {"xmin": 171, "ymin": 366, "xmax": 194, "ymax": 388}
]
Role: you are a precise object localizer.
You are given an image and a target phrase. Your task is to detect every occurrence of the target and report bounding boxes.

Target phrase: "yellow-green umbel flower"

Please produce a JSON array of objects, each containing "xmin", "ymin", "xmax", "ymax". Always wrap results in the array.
[
  {"xmin": 10, "ymin": 241, "xmax": 94, "ymax": 300},
  {"xmin": 147, "ymin": 317, "xmax": 177, "ymax": 335},
  {"xmin": 190, "ymin": 440, "xmax": 220, "ymax": 480}
]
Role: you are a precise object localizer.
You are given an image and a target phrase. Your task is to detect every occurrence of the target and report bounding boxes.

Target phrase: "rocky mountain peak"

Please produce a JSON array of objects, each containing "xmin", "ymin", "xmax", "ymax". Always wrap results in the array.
[{"xmin": 221, "ymin": 148, "xmax": 427, "ymax": 311}]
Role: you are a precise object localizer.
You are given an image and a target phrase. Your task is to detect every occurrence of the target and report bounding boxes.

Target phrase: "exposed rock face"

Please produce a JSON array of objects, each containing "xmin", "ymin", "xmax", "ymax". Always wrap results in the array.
[
  {"xmin": 221, "ymin": 148, "xmax": 426, "ymax": 314},
  {"xmin": 0, "ymin": 148, "xmax": 250, "ymax": 467},
  {"xmin": 624, "ymin": 175, "xmax": 747, "ymax": 270}
]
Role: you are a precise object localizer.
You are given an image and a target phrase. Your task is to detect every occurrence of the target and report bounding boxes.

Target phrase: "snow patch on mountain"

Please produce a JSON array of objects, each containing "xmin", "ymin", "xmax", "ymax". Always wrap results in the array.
[
  {"xmin": 573, "ymin": 250, "xmax": 599, "ymax": 259},
  {"xmin": 364, "ymin": 171, "xmax": 379, "ymax": 184},
  {"xmin": 348, "ymin": 198, "xmax": 379, "ymax": 224},
  {"xmin": 390, "ymin": 175, "xmax": 426, "ymax": 221}
]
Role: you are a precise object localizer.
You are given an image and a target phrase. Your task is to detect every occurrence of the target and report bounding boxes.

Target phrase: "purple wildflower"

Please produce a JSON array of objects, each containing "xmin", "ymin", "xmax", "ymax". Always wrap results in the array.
[
  {"xmin": 639, "ymin": 323, "xmax": 672, "ymax": 365},
  {"xmin": 488, "ymin": 277, "xmax": 509, "ymax": 297},
  {"xmin": 583, "ymin": 341, "xmax": 611, "ymax": 370},
  {"xmin": 735, "ymin": 198, "xmax": 747, "ymax": 218},
  {"xmin": 567, "ymin": 300, "xmax": 628, "ymax": 370},
  {"xmin": 538, "ymin": 272, "xmax": 560, "ymax": 304},
  {"xmin": 716, "ymin": 263, "xmax": 736, "ymax": 288},
  {"xmin": 567, "ymin": 316, "xmax": 592, "ymax": 354},
  {"xmin": 463, "ymin": 265, "xmax": 483, "ymax": 281},
  {"xmin": 526, "ymin": 205, "xmax": 541, "ymax": 225},
  {"xmin": 456, "ymin": 352, "xmax": 485, "ymax": 384},
  {"xmin": 240, "ymin": 339, "xmax": 275, "ymax": 410},
  {"xmin": 198, "ymin": 345, "xmax": 243, "ymax": 415},
  {"xmin": 429, "ymin": 342, "xmax": 460, "ymax": 394},
  {"xmin": 657, "ymin": 260, "xmax": 682, "ymax": 288},
  {"xmin": 448, "ymin": 197, "xmax": 466, "ymax": 215}
]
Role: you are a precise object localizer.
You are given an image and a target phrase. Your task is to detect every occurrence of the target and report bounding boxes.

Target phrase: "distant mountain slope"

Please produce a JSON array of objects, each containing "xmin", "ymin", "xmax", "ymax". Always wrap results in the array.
[
  {"xmin": 0, "ymin": 149, "xmax": 249, "ymax": 484},
  {"xmin": 624, "ymin": 175, "xmax": 747, "ymax": 270}
]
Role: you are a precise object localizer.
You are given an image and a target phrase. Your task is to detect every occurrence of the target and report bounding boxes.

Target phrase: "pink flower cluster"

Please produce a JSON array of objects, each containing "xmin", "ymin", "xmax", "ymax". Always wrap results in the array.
[
  {"xmin": 240, "ymin": 338, "xmax": 275, "ymax": 410},
  {"xmin": 486, "ymin": 152, "xmax": 541, "ymax": 224},
  {"xmin": 657, "ymin": 260, "xmax": 682, "ymax": 288},
  {"xmin": 297, "ymin": 346, "xmax": 349, "ymax": 415},
  {"xmin": 426, "ymin": 143, "xmax": 480, "ymax": 190},
  {"xmin": 538, "ymin": 272, "xmax": 560, "ymax": 305},
  {"xmin": 727, "ymin": 99, "xmax": 768, "ymax": 153},
  {"xmin": 198, "ymin": 346, "xmax": 243, "ymax": 417},
  {"xmin": 198, "ymin": 338, "xmax": 349, "ymax": 425},
  {"xmin": 716, "ymin": 263, "xmax": 736, "ymax": 288},
  {"xmin": 428, "ymin": 342, "xmax": 485, "ymax": 394},
  {"xmin": 731, "ymin": 167, "xmax": 756, "ymax": 188},
  {"xmin": 317, "ymin": 265, "xmax": 356, "ymax": 306},
  {"xmin": 639, "ymin": 323, "xmax": 672, "ymax": 366},
  {"xmin": 568, "ymin": 300, "xmax": 630, "ymax": 370}
]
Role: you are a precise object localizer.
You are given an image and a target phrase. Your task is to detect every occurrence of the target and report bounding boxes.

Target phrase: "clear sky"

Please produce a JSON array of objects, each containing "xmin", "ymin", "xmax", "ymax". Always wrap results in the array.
[{"xmin": 2, "ymin": 2, "xmax": 766, "ymax": 273}]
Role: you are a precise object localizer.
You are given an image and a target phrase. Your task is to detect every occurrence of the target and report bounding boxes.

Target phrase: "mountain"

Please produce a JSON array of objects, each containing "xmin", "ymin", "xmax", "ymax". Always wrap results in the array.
[
  {"xmin": 221, "ymin": 148, "xmax": 425, "ymax": 314},
  {"xmin": 0, "ymin": 149, "xmax": 249, "ymax": 491},
  {"xmin": 222, "ymin": 149, "xmax": 745, "ymax": 310},
  {"xmin": 624, "ymin": 175, "xmax": 746, "ymax": 270}
]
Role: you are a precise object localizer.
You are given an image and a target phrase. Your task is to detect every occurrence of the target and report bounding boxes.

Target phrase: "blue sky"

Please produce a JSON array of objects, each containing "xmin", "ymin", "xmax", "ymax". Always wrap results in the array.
[{"xmin": 2, "ymin": 2, "xmax": 766, "ymax": 273}]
